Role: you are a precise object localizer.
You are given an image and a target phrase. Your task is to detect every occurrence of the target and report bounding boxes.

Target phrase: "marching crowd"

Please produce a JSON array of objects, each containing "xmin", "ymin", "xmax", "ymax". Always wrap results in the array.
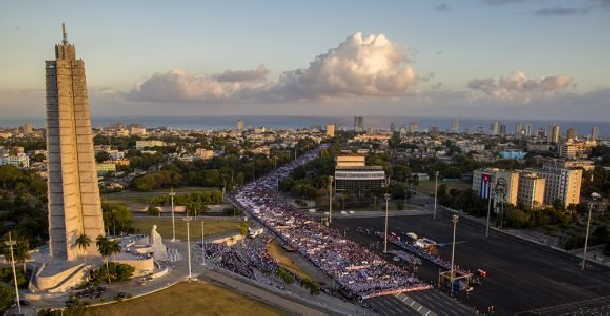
[
  {"xmin": 203, "ymin": 236, "xmax": 277, "ymax": 280},
  {"xmin": 234, "ymin": 148, "xmax": 431, "ymax": 300}
]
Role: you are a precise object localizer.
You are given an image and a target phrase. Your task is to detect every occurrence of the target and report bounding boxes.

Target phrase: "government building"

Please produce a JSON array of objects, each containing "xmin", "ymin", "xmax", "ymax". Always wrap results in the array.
[{"xmin": 334, "ymin": 154, "xmax": 385, "ymax": 191}]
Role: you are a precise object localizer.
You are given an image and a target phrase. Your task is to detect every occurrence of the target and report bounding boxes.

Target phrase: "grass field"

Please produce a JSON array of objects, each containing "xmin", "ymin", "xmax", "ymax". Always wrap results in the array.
[
  {"xmin": 132, "ymin": 217, "xmax": 241, "ymax": 241},
  {"xmin": 84, "ymin": 281, "xmax": 284, "ymax": 316},
  {"xmin": 267, "ymin": 241, "xmax": 313, "ymax": 281},
  {"xmin": 417, "ymin": 180, "xmax": 470, "ymax": 195},
  {"xmin": 103, "ymin": 187, "xmax": 219, "ymax": 204}
]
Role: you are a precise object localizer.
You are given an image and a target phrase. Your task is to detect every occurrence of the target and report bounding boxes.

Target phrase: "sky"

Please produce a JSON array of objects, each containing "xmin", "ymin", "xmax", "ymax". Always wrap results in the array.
[{"xmin": 1, "ymin": 0, "xmax": 609, "ymax": 120}]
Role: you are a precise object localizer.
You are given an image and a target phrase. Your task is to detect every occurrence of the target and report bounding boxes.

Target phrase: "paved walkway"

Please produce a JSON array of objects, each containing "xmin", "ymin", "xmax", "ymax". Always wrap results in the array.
[{"xmin": 202, "ymin": 269, "xmax": 330, "ymax": 315}]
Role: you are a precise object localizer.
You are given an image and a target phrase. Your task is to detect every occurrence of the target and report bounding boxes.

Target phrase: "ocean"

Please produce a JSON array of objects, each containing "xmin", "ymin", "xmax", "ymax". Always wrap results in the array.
[{"xmin": 1, "ymin": 116, "xmax": 609, "ymax": 137}]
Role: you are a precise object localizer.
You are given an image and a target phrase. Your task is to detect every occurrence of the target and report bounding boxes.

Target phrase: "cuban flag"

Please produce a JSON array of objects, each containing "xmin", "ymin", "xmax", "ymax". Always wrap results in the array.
[{"xmin": 481, "ymin": 173, "xmax": 492, "ymax": 199}]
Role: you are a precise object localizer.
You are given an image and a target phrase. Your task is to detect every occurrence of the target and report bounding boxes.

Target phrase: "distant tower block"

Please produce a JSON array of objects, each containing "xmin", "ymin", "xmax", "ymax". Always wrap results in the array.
[{"xmin": 46, "ymin": 23, "xmax": 105, "ymax": 261}]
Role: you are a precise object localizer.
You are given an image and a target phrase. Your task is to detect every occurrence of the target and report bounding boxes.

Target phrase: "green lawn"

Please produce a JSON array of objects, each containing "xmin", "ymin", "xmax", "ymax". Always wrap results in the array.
[
  {"xmin": 132, "ymin": 217, "xmax": 241, "ymax": 241},
  {"xmin": 84, "ymin": 281, "xmax": 284, "ymax": 316},
  {"xmin": 267, "ymin": 241, "xmax": 313, "ymax": 282},
  {"xmin": 103, "ymin": 187, "xmax": 219, "ymax": 204}
]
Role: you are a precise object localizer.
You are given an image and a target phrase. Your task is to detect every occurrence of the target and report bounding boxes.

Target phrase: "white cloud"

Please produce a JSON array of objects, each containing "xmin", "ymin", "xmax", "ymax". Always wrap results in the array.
[
  {"xmin": 467, "ymin": 71, "xmax": 574, "ymax": 99},
  {"xmin": 213, "ymin": 65, "xmax": 270, "ymax": 82},
  {"xmin": 127, "ymin": 68, "xmax": 270, "ymax": 103},
  {"xmin": 127, "ymin": 32, "xmax": 416, "ymax": 103}
]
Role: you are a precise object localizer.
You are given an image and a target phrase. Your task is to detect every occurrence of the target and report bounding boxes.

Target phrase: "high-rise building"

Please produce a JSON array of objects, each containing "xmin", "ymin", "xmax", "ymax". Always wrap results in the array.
[
  {"xmin": 326, "ymin": 124, "xmax": 336, "ymax": 137},
  {"xmin": 236, "ymin": 119, "xmax": 244, "ymax": 131},
  {"xmin": 499, "ymin": 124, "xmax": 507, "ymax": 136},
  {"xmin": 518, "ymin": 171, "xmax": 546, "ymax": 209},
  {"xmin": 472, "ymin": 168, "xmax": 519, "ymax": 205},
  {"xmin": 390, "ymin": 122, "xmax": 396, "ymax": 132},
  {"xmin": 408, "ymin": 121, "xmax": 418, "ymax": 133},
  {"xmin": 550, "ymin": 125, "xmax": 561, "ymax": 144},
  {"xmin": 540, "ymin": 162, "xmax": 582, "ymax": 208},
  {"xmin": 525, "ymin": 123, "xmax": 533, "ymax": 137},
  {"xmin": 514, "ymin": 122, "xmax": 523, "ymax": 137},
  {"xmin": 451, "ymin": 120, "xmax": 460, "ymax": 133},
  {"xmin": 560, "ymin": 140, "xmax": 586, "ymax": 160},
  {"xmin": 23, "ymin": 122, "xmax": 33, "ymax": 134},
  {"xmin": 566, "ymin": 128, "xmax": 577, "ymax": 141},
  {"xmin": 46, "ymin": 24, "xmax": 105, "ymax": 261},
  {"xmin": 129, "ymin": 124, "xmax": 147, "ymax": 136},
  {"xmin": 354, "ymin": 116, "xmax": 364, "ymax": 132},
  {"xmin": 591, "ymin": 126, "xmax": 599, "ymax": 141},
  {"xmin": 491, "ymin": 121, "xmax": 500, "ymax": 135}
]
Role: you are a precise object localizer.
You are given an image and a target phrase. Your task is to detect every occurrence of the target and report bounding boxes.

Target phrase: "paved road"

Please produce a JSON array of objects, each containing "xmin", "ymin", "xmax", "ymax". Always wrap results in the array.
[
  {"xmin": 334, "ymin": 210, "xmax": 610, "ymax": 314},
  {"xmin": 406, "ymin": 290, "xmax": 474, "ymax": 316},
  {"xmin": 201, "ymin": 269, "xmax": 329, "ymax": 315},
  {"xmin": 366, "ymin": 296, "xmax": 420, "ymax": 316}
]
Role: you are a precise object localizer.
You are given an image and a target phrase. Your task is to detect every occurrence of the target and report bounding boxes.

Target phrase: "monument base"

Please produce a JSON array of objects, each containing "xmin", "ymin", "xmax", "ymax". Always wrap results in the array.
[{"xmin": 30, "ymin": 260, "xmax": 92, "ymax": 293}]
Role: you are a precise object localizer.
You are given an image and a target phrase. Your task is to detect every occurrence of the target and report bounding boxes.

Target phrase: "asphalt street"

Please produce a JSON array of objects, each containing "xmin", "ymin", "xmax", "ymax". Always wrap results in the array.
[{"xmin": 335, "ymin": 209, "xmax": 610, "ymax": 314}]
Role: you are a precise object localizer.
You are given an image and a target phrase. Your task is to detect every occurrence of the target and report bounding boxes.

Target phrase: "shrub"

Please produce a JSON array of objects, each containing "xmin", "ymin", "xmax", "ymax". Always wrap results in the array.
[
  {"xmin": 0, "ymin": 284, "xmax": 14, "ymax": 314},
  {"xmin": 300, "ymin": 278, "xmax": 321, "ymax": 295},
  {"xmin": 90, "ymin": 263, "xmax": 134, "ymax": 284},
  {"xmin": 0, "ymin": 267, "xmax": 28, "ymax": 288},
  {"xmin": 276, "ymin": 267, "xmax": 294, "ymax": 284}
]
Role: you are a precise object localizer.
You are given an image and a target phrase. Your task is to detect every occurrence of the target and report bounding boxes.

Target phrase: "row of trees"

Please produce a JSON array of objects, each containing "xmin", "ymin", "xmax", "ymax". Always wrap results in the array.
[
  {"xmin": 131, "ymin": 139, "xmax": 318, "ymax": 192},
  {"xmin": 102, "ymin": 203, "xmax": 134, "ymax": 236}
]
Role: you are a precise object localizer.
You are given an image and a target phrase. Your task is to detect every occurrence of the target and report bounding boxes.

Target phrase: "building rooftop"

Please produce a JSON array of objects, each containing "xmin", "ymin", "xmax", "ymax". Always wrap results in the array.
[{"xmin": 336, "ymin": 166, "xmax": 384, "ymax": 171}]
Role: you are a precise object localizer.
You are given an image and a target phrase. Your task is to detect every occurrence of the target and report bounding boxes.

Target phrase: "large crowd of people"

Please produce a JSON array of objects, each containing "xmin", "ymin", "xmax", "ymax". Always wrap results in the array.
[
  {"xmin": 203, "ymin": 236, "xmax": 277, "ymax": 280},
  {"xmin": 233, "ymin": 148, "xmax": 432, "ymax": 300}
]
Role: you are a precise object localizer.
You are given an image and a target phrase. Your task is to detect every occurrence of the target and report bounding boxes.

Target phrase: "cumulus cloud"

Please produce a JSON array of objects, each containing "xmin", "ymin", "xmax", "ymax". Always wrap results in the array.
[
  {"xmin": 268, "ymin": 33, "xmax": 416, "ymax": 101},
  {"xmin": 468, "ymin": 71, "xmax": 574, "ymax": 99},
  {"xmin": 213, "ymin": 65, "xmax": 269, "ymax": 82},
  {"xmin": 127, "ymin": 32, "xmax": 416, "ymax": 103},
  {"xmin": 127, "ymin": 68, "xmax": 270, "ymax": 103}
]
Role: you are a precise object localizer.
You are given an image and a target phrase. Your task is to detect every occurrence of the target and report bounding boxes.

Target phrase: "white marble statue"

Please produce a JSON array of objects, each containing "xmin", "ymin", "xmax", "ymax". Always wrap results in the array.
[{"xmin": 150, "ymin": 225, "xmax": 169, "ymax": 261}]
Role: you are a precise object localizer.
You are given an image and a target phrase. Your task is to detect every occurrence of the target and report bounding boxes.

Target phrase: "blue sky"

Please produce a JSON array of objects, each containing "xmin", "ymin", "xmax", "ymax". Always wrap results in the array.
[{"xmin": 1, "ymin": 0, "xmax": 609, "ymax": 119}]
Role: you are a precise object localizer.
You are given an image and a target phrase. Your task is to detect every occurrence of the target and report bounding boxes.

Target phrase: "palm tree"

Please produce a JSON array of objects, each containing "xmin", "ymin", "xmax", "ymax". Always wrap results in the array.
[
  {"xmin": 74, "ymin": 233, "xmax": 91, "ymax": 258},
  {"xmin": 96, "ymin": 235, "xmax": 121, "ymax": 283}
]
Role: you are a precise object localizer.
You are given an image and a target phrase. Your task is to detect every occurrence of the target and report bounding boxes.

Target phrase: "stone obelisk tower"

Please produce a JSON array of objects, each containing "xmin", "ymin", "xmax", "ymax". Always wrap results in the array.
[{"xmin": 46, "ymin": 24, "xmax": 105, "ymax": 261}]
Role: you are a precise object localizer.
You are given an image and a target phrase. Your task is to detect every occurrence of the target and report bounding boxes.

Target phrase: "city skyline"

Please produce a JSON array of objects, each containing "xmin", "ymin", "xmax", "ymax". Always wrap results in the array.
[
  {"xmin": 1, "ymin": 1, "xmax": 610, "ymax": 120},
  {"xmin": 3, "ymin": 4, "xmax": 610, "ymax": 315}
]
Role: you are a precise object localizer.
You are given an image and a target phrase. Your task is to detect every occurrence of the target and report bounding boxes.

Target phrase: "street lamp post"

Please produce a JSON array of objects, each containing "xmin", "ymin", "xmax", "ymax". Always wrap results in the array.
[
  {"xmin": 450, "ymin": 214, "xmax": 459, "ymax": 297},
  {"xmin": 582, "ymin": 192, "xmax": 600, "ymax": 271},
  {"xmin": 384, "ymin": 193, "xmax": 391, "ymax": 253},
  {"xmin": 433, "ymin": 171, "xmax": 439, "ymax": 220},
  {"xmin": 329, "ymin": 175, "xmax": 334, "ymax": 225},
  {"xmin": 170, "ymin": 188, "xmax": 176, "ymax": 242},
  {"xmin": 201, "ymin": 221, "xmax": 206, "ymax": 266},
  {"xmin": 6, "ymin": 232, "xmax": 20, "ymax": 314},
  {"xmin": 184, "ymin": 216, "xmax": 192, "ymax": 279},
  {"xmin": 485, "ymin": 183, "xmax": 494, "ymax": 239}
]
